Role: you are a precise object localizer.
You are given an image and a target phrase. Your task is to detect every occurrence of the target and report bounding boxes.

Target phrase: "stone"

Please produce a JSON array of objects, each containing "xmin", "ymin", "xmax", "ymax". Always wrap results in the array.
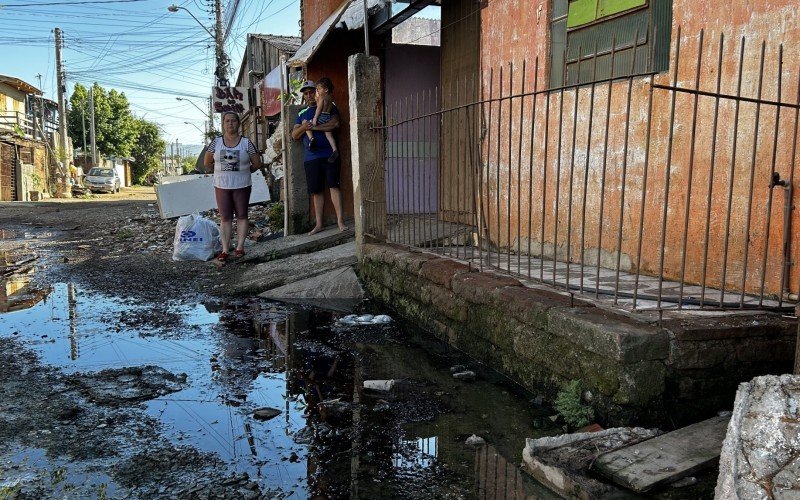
[
  {"xmin": 465, "ymin": 434, "xmax": 485, "ymax": 446},
  {"xmin": 253, "ymin": 407, "xmax": 281, "ymax": 421},
  {"xmin": 715, "ymin": 375, "xmax": 800, "ymax": 499},
  {"xmin": 452, "ymin": 371, "xmax": 476, "ymax": 381}
]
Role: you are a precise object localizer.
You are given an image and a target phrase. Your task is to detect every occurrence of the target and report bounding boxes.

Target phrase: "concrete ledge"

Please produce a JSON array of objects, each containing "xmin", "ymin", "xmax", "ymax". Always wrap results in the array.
[{"xmin": 358, "ymin": 243, "xmax": 796, "ymax": 425}]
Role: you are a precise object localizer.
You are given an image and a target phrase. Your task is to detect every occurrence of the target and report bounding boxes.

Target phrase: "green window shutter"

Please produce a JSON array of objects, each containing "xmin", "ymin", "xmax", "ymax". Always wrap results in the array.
[
  {"xmin": 567, "ymin": 0, "xmax": 598, "ymax": 28},
  {"xmin": 598, "ymin": 0, "xmax": 646, "ymax": 18}
]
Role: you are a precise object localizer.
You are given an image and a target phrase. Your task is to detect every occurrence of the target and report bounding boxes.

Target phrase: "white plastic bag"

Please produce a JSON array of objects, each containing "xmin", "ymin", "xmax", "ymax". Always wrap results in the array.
[{"xmin": 172, "ymin": 213, "xmax": 222, "ymax": 261}]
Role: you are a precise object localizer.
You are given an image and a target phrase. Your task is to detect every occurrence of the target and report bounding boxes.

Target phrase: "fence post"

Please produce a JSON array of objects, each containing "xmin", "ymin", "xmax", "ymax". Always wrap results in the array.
[{"xmin": 348, "ymin": 53, "xmax": 384, "ymax": 261}]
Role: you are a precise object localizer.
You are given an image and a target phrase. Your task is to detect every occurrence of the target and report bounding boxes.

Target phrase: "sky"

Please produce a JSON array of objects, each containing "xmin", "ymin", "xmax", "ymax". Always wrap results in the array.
[{"xmin": 0, "ymin": 0, "xmax": 302, "ymax": 152}]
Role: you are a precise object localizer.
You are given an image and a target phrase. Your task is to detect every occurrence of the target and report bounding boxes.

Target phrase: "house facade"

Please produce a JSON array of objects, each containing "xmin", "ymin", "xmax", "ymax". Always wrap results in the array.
[{"xmin": 0, "ymin": 75, "xmax": 66, "ymax": 201}]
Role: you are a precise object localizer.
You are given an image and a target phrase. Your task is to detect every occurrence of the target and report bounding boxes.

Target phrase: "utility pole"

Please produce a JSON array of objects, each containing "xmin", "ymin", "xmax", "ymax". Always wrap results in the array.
[
  {"xmin": 54, "ymin": 28, "xmax": 68, "ymax": 158},
  {"xmin": 35, "ymin": 73, "xmax": 44, "ymax": 141},
  {"xmin": 89, "ymin": 86, "xmax": 97, "ymax": 167},
  {"xmin": 81, "ymin": 106, "xmax": 87, "ymax": 166},
  {"xmin": 214, "ymin": 0, "xmax": 227, "ymax": 86}
]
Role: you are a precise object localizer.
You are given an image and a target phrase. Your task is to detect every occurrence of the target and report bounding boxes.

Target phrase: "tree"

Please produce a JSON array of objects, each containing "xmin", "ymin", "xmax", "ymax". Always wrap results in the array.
[
  {"xmin": 68, "ymin": 83, "xmax": 138, "ymax": 158},
  {"xmin": 130, "ymin": 119, "xmax": 166, "ymax": 184}
]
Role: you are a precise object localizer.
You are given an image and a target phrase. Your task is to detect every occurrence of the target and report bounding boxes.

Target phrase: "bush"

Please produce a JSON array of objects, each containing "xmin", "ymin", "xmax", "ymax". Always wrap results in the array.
[{"xmin": 554, "ymin": 380, "xmax": 594, "ymax": 429}]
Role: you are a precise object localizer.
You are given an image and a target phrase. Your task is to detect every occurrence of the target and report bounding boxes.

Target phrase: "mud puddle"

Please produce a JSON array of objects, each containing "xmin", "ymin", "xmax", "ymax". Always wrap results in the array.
[{"xmin": 0, "ymin": 281, "xmax": 559, "ymax": 498}]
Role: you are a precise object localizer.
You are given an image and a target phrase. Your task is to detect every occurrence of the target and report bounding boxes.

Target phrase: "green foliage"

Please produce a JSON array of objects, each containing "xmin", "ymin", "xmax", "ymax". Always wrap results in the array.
[
  {"xmin": 0, "ymin": 483, "xmax": 21, "ymax": 499},
  {"xmin": 68, "ymin": 83, "xmax": 138, "ymax": 158},
  {"xmin": 180, "ymin": 155, "xmax": 197, "ymax": 174},
  {"xmin": 30, "ymin": 173, "xmax": 42, "ymax": 189},
  {"xmin": 278, "ymin": 77, "xmax": 304, "ymax": 105},
  {"xmin": 554, "ymin": 380, "xmax": 595, "ymax": 429},
  {"xmin": 266, "ymin": 202, "xmax": 284, "ymax": 232},
  {"xmin": 130, "ymin": 118, "xmax": 166, "ymax": 184}
]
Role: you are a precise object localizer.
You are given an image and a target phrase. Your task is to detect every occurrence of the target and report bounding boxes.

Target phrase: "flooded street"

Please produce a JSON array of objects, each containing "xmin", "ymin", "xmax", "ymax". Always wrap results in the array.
[{"xmin": 0, "ymin": 196, "xmax": 559, "ymax": 498}]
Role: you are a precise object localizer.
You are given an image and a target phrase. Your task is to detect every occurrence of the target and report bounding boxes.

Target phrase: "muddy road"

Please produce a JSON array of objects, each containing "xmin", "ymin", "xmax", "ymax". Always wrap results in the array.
[{"xmin": 0, "ymin": 189, "xmax": 558, "ymax": 499}]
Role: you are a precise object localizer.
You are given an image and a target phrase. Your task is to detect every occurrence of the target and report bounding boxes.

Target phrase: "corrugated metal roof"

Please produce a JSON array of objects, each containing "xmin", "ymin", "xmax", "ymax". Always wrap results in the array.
[
  {"xmin": 249, "ymin": 34, "xmax": 302, "ymax": 54},
  {"xmin": 287, "ymin": 0, "xmax": 352, "ymax": 67}
]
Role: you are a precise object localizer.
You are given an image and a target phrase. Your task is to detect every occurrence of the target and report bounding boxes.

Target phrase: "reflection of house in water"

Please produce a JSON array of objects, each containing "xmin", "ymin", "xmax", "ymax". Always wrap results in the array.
[{"xmin": 0, "ymin": 249, "xmax": 48, "ymax": 313}]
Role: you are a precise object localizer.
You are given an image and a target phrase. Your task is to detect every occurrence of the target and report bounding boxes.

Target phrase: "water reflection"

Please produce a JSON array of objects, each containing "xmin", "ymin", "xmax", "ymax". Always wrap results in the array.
[{"xmin": 0, "ymin": 283, "xmax": 557, "ymax": 498}]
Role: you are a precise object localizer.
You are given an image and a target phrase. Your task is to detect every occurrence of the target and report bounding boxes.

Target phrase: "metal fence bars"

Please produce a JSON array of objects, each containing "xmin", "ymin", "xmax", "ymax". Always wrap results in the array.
[{"xmin": 370, "ymin": 27, "xmax": 800, "ymax": 311}]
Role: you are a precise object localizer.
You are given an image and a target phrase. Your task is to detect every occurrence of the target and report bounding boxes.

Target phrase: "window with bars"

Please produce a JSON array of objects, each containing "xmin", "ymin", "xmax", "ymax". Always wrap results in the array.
[{"xmin": 550, "ymin": 0, "xmax": 672, "ymax": 88}]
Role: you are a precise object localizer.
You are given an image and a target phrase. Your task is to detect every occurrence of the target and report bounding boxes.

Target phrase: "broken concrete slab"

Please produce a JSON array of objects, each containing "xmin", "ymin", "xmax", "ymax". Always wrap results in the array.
[
  {"xmin": 238, "ymin": 225, "xmax": 354, "ymax": 264},
  {"xmin": 522, "ymin": 427, "xmax": 659, "ymax": 499},
  {"xmin": 232, "ymin": 242, "xmax": 356, "ymax": 295},
  {"xmin": 715, "ymin": 375, "xmax": 800, "ymax": 499},
  {"xmin": 593, "ymin": 415, "xmax": 729, "ymax": 493},
  {"xmin": 259, "ymin": 266, "xmax": 363, "ymax": 302},
  {"xmin": 154, "ymin": 172, "xmax": 270, "ymax": 219}
]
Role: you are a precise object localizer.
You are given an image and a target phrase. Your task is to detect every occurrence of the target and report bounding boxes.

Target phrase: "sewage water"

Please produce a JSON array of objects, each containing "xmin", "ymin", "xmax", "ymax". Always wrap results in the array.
[{"xmin": 0, "ymin": 280, "xmax": 559, "ymax": 499}]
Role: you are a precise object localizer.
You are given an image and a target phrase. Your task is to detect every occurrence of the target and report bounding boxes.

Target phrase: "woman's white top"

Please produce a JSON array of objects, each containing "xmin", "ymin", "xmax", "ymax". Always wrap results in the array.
[{"xmin": 207, "ymin": 136, "xmax": 258, "ymax": 189}]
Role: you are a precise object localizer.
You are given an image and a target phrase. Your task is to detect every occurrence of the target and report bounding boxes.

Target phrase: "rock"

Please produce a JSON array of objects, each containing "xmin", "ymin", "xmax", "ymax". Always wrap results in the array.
[
  {"xmin": 450, "ymin": 364, "xmax": 468, "ymax": 373},
  {"xmin": 364, "ymin": 380, "xmax": 395, "ymax": 392},
  {"xmin": 253, "ymin": 407, "xmax": 281, "ymax": 421},
  {"xmin": 452, "ymin": 371, "xmax": 476, "ymax": 381},
  {"xmin": 465, "ymin": 434, "xmax": 486, "ymax": 446},
  {"xmin": 716, "ymin": 375, "xmax": 800, "ymax": 499}
]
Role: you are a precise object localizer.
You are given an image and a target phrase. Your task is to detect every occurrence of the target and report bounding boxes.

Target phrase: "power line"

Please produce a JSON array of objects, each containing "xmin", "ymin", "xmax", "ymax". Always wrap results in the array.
[{"xmin": 2, "ymin": 0, "xmax": 150, "ymax": 7}]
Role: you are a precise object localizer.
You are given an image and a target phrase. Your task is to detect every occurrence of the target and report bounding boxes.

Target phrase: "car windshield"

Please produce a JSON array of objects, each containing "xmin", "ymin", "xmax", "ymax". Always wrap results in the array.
[{"xmin": 88, "ymin": 169, "xmax": 114, "ymax": 177}]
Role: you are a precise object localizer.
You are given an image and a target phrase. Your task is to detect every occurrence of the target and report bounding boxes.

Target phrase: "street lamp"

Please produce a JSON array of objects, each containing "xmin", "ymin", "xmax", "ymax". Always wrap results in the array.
[
  {"xmin": 167, "ymin": 3, "xmax": 229, "ymax": 86},
  {"xmin": 184, "ymin": 121, "xmax": 206, "ymax": 138},
  {"xmin": 176, "ymin": 97, "xmax": 213, "ymax": 136}
]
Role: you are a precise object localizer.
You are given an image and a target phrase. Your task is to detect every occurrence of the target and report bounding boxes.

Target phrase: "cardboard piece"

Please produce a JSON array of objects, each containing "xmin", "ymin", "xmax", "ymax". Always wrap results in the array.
[{"xmin": 155, "ymin": 171, "xmax": 270, "ymax": 219}]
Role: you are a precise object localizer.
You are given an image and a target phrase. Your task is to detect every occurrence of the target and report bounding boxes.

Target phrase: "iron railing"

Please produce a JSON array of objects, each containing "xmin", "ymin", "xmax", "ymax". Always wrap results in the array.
[{"xmin": 370, "ymin": 27, "xmax": 800, "ymax": 311}]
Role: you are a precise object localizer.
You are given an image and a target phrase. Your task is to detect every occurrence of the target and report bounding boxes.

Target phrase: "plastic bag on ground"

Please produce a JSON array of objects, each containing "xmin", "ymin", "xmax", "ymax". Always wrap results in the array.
[{"xmin": 172, "ymin": 213, "xmax": 222, "ymax": 261}]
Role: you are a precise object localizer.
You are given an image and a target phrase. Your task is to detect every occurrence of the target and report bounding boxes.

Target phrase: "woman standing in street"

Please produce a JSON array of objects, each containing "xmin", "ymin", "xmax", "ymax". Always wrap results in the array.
[{"xmin": 204, "ymin": 111, "xmax": 262, "ymax": 262}]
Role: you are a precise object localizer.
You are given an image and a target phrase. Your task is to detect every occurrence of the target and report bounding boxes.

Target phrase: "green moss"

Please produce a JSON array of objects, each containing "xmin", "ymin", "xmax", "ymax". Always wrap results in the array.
[{"xmin": 554, "ymin": 379, "xmax": 595, "ymax": 429}]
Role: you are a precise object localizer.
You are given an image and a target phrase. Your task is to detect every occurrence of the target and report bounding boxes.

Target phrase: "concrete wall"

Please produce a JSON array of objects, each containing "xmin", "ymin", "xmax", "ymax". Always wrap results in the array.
[
  {"xmin": 358, "ymin": 242, "xmax": 796, "ymax": 426},
  {"xmin": 472, "ymin": 0, "xmax": 800, "ymax": 297}
]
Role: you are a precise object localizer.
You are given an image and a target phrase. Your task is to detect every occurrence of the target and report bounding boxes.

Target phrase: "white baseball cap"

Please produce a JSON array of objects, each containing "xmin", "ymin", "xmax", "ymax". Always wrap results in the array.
[{"xmin": 299, "ymin": 80, "xmax": 316, "ymax": 92}]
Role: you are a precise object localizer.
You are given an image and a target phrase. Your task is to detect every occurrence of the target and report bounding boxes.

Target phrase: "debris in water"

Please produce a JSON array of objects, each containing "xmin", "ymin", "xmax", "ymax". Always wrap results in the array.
[
  {"xmin": 253, "ymin": 407, "xmax": 281, "ymax": 421},
  {"xmin": 465, "ymin": 434, "xmax": 486, "ymax": 446}
]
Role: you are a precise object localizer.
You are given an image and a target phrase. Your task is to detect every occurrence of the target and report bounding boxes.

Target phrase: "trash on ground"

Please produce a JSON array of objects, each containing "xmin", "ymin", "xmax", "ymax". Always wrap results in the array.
[
  {"xmin": 337, "ymin": 314, "xmax": 392, "ymax": 326},
  {"xmin": 465, "ymin": 434, "xmax": 486, "ymax": 446}
]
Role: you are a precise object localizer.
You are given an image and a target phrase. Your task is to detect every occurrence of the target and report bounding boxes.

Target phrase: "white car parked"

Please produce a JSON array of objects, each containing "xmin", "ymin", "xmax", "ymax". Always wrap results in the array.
[{"xmin": 84, "ymin": 168, "xmax": 121, "ymax": 194}]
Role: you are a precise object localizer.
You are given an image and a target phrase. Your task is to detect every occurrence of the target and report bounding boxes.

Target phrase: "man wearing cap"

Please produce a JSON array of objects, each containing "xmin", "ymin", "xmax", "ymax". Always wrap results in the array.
[{"xmin": 291, "ymin": 78, "xmax": 346, "ymax": 235}]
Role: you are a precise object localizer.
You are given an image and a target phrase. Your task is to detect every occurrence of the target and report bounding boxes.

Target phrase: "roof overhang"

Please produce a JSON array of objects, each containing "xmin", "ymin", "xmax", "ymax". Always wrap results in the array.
[
  {"xmin": 286, "ymin": 0, "xmax": 352, "ymax": 67},
  {"xmin": 0, "ymin": 75, "xmax": 42, "ymax": 95}
]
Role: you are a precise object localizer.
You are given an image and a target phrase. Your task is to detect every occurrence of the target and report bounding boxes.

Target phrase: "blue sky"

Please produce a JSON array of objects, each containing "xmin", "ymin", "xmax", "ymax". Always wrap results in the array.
[{"xmin": 0, "ymin": 0, "xmax": 301, "ymax": 150}]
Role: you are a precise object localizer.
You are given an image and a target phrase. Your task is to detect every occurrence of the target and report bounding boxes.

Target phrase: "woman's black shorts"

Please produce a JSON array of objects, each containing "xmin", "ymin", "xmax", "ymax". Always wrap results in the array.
[{"xmin": 304, "ymin": 157, "xmax": 340, "ymax": 194}]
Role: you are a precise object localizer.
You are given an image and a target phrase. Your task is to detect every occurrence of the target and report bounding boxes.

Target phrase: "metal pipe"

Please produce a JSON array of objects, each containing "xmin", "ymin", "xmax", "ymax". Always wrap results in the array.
[
  {"xmin": 632, "ymin": 26, "xmax": 657, "ymax": 309},
  {"xmin": 596, "ymin": 37, "xmax": 617, "ymax": 298},
  {"xmin": 541, "ymin": 79, "xmax": 550, "ymax": 281},
  {"xmin": 579, "ymin": 42, "xmax": 600, "ymax": 293},
  {"xmin": 740, "ymin": 41, "xmax": 766, "ymax": 306},
  {"xmin": 720, "ymin": 37, "xmax": 747, "ymax": 306},
  {"xmin": 507, "ymin": 63, "xmax": 515, "ymax": 271},
  {"xmin": 759, "ymin": 45, "xmax": 784, "ymax": 306},
  {"xmin": 657, "ymin": 26, "xmax": 682, "ymax": 309},
  {"xmin": 677, "ymin": 29, "xmax": 705, "ymax": 308},
  {"xmin": 780, "ymin": 69, "xmax": 800, "ymax": 307},
  {"xmin": 527, "ymin": 58, "xmax": 540, "ymax": 279},
  {"xmin": 700, "ymin": 33, "xmax": 725, "ymax": 307},
  {"xmin": 517, "ymin": 61, "xmax": 527, "ymax": 275},
  {"xmin": 554, "ymin": 51, "xmax": 566, "ymax": 286},
  {"xmin": 614, "ymin": 33, "xmax": 639, "ymax": 304},
  {"xmin": 567, "ymin": 47, "xmax": 581, "ymax": 292},
  {"xmin": 485, "ymin": 70, "xmax": 494, "ymax": 268},
  {"xmin": 496, "ymin": 66, "xmax": 504, "ymax": 270}
]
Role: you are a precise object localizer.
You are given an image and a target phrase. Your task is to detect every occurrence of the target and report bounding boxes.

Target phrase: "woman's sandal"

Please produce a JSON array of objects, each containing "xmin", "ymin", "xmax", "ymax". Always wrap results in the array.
[
  {"xmin": 234, "ymin": 249, "xmax": 246, "ymax": 258},
  {"xmin": 216, "ymin": 252, "xmax": 229, "ymax": 262}
]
